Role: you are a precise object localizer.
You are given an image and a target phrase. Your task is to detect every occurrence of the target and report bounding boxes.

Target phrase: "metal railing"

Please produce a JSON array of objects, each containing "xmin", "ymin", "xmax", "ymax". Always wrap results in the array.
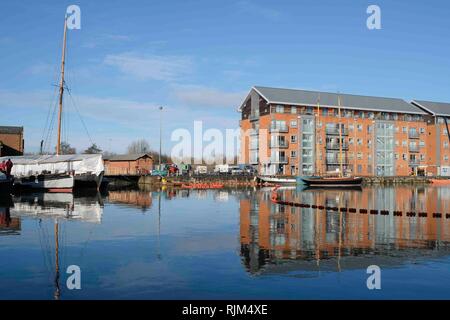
[
  {"xmin": 270, "ymin": 141, "xmax": 289, "ymax": 148},
  {"xmin": 326, "ymin": 128, "xmax": 349, "ymax": 136},
  {"xmin": 270, "ymin": 126, "xmax": 288, "ymax": 133},
  {"xmin": 326, "ymin": 143, "xmax": 349, "ymax": 150},
  {"xmin": 408, "ymin": 131, "xmax": 419, "ymax": 139}
]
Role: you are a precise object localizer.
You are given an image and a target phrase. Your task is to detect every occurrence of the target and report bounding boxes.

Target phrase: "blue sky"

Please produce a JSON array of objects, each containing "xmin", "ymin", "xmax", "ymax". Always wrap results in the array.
[{"xmin": 1, "ymin": 0, "xmax": 450, "ymax": 154}]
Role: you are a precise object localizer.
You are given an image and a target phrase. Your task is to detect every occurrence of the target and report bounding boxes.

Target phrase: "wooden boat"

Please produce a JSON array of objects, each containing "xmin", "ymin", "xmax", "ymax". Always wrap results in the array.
[
  {"xmin": 8, "ymin": 17, "xmax": 103, "ymax": 192},
  {"xmin": 258, "ymin": 176, "xmax": 297, "ymax": 185},
  {"xmin": 16, "ymin": 173, "xmax": 74, "ymax": 193},
  {"xmin": 300, "ymin": 176, "xmax": 363, "ymax": 187},
  {"xmin": 300, "ymin": 94, "xmax": 362, "ymax": 188}
]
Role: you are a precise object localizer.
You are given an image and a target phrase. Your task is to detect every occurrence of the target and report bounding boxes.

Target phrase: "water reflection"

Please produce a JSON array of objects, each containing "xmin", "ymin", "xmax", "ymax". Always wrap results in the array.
[
  {"xmin": 0, "ymin": 197, "xmax": 20, "ymax": 236},
  {"xmin": 240, "ymin": 186, "xmax": 450, "ymax": 274},
  {"xmin": 11, "ymin": 192, "xmax": 103, "ymax": 223}
]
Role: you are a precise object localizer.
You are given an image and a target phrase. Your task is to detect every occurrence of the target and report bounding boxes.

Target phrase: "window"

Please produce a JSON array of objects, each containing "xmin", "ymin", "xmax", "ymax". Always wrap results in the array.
[
  {"xmin": 419, "ymin": 140, "xmax": 425, "ymax": 147},
  {"xmin": 445, "ymin": 155, "xmax": 449, "ymax": 162},
  {"xmin": 420, "ymin": 127, "xmax": 425, "ymax": 134},
  {"xmin": 357, "ymin": 152, "xmax": 363, "ymax": 160},
  {"xmin": 368, "ymin": 112, "xmax": 375, "ymax": 119},
  {"xmin": 395, "ymin": 153, "xmax": 399, "ymax": 160},
  {"xmin": 322, "ymin": 108, "xmax": 328, "ymax": 116},
  {"xmin": 443, "ymin": 128, "xmax": 448, "ymax": 136},
  {"xmin": 357, "ymin": 124, "xmax": 363, "ymax": 131},
  {"xmin": 357, "ymin": 138, "xmax": 362, "ymax": 145},
  {"xmin": 367, "ymin": 125, "xmax": 373, "ymax": 133},
  {"xmin": 276, "ymin": 105, "xmax": 284, "ymax": 113},
  {"xmin": 291, "ymin": 135, "xmax": 297, "ymax": 143},
  {"xmin": 348, "ymin": 152, "xmax": 354, "ymax": 160},
  {"xmin": 367, "ymin": 139, "xmax": 372, "ymax": 148},
  {"xmin": 291, "ymin": 106, "xmax": 296, "ymax": 114},
  {"xmin": 402, "ymin": 140, "xmax": 407, "ymax": 147},
  {"xmin": 420, "ymin": 154, "xmax": 425, "ymax": 161},
  {"xmin": 368, "ymin": 154, "xmax": 372, "ymax": 161},
  {"xmin": 445, "ymin": 141, "xmax": 449, "ymax": 149},
  {"xmin": 402, "ymin": 154, "xmax": 407, "ymax": 160},
  {"xmin": 290, "ymin": 120, "xmax": 297, "ymax": 127},
  {"xmin": 291, "ymin": 150, "xmax": 297, "ymax": 158},
  {"xmin": 348, "ymin": 124, "xmax": 354, "ymax": 131},
  {"xmin": 357, "ymin": 165, "xmax": 362, "ymax": 173},
  {"xmin": 349, "ymin": 138, "xmax": 354, "ymax": 145},
  {"xmin": 402, "ymin": 127, "xmax": 407, "ymax": 133}
]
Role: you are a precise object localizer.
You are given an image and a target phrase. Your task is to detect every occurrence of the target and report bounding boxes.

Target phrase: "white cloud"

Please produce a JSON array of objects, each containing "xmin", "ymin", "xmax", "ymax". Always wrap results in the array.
[
  {"xmin": 104, "ymin": 53, "xmax": 192, "ymax": 81},
  {"xmin": 172, "ymin": 85, "xmax": 246, "ymax": 109}
]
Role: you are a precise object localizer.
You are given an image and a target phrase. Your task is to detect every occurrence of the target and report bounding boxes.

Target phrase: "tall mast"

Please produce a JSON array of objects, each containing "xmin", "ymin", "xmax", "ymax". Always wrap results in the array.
[
  {"xmin": 56, "ymin": 16, "xmax": 68, "ymax": 156},
  {"xmin": 315, "ymin": 95, "xmax": 321, "ymax": 175},
  {"xmin": 338, "ymin": 95, "xmax": 343, "ymax": 177}
]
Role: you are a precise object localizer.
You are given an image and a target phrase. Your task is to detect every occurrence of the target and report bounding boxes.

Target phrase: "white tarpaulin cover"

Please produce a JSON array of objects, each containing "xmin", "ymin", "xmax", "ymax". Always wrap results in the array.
[{"xmin": 0, "ymin": 154, "xmax": 104, "ymax": 177}]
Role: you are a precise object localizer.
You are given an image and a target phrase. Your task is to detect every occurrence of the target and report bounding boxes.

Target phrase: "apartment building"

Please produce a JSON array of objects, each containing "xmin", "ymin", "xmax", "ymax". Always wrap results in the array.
[{"xmin": 239, "ymin": 86, "xmax": 450, "ymax": 177}]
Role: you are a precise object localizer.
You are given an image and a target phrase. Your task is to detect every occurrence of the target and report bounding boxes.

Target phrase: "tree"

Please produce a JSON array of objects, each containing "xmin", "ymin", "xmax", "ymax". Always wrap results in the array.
[
  {"xmin": 57, "ymin": 142, "xmax": 76, "ymax": 155},
  {"xmin": 83, "ymin": 143, "xmax": 102, "ymax": 154},
  {"xmin": 127, "ymin": 139, "xmax": 150, "ymax": 154}
]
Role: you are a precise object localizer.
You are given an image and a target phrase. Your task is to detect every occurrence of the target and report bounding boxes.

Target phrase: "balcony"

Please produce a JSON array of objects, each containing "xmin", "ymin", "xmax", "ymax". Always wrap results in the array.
[
  {"xmin": 249, "ymin": 113, "xmax": 259, "ymax": 121},
  {"xmin": 270, "ymin": 141, "xmax": 289, "ymax": 149},
  {"xmin": 249, "ymin": 143, "xmax": 259, "ymax": 150},
  {"xmin": 408, "ymin": 130, "xmax": 419, "ymax": 139},
  {"xmin": 249, "ymin": 129, "xmax": 259, "ymax": 136},
  {"xmin": 270, "ymin": 156, "xmax": 288, "ymax": 164},
  {"xmin": 326, "ymin": 158, "xmax": 348, "ymax": 165},
  {"xmin": 326, "ymin": 128, "xmax": 348, "ymax": 136},
  {"xmin": 409, "ymin": 159, "xmax": 421, "ymax": 165},
  {"xmin": 270, "ymin": 126, "xmax": 288, "ymax": 133},
  {"xmin": 409, "ymin": 145, "xmax": 420, "ymax": 153},
  {"xmin": 326, "ymin": 143, "xmax": 349, "ymax": 150}
]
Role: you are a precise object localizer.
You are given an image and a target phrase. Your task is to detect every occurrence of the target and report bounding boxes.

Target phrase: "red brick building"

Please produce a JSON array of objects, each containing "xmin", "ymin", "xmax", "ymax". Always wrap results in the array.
[
  {"xmin": 103, "ymin": 153, "xmax": 153, "ymax": 175},
  {"xmin": 239, "ymin": 86, "xmax": 450, "ymax": 177},
  {"xmin": 0, "ymin": 126, "xmax": 24, "ymax": 157}
]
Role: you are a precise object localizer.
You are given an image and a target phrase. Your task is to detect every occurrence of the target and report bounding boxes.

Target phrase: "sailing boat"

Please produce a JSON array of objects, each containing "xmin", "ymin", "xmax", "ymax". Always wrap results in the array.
[
  {"xmin": 7, "ymin": 15, "xmax": 104, "ymax": 192},
  {"xmin": 16, "ymin": 18, "xmax": 74, "ymax": 192},
  {"xmin": 300, "ymin": 95, "xmax": 362, "ymax": 187}
]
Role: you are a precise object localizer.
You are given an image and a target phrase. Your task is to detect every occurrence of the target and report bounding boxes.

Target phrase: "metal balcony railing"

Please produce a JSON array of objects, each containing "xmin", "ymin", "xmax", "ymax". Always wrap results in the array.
[
  {"xmin": 249, "ymin": 113, "xmax": 259, "ymax": 121},
  {"xmin": 409, "ymin": 145, "xmax": 420, "ymax": 153},
  {"xmin": 326, "ymin": 128, "xmax": 349, "ymax": 136},
  {"xmin": 326, "ymin": 143, "xmax": 349, "ymax": 150},
  {"xmin": 270, "ymin": 156, "xmax": 288, "ymax": 164},
  {"xmin": 409, "ymin": 159, "xmax": 421, "ymax": 165},
  {"xmin": 270, "ymin": 126, "xmax": 288, "ymax": 133},
  {"xmin": 270, "ymin": 141, "xmax": 289, "ymax": 148},
  {"xmin": 408, "ymin": 131, "xmax": 419, "ymax": 139}
]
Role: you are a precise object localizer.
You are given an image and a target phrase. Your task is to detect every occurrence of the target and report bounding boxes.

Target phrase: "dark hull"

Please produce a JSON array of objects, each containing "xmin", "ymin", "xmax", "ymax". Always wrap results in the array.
[
  {"xmin": 0, "ymin": 180, "xmax": 13, "ymax": 197},
  {"xmin": 300, "ymin": 177, "xmax": 363, "ymax": 187}
]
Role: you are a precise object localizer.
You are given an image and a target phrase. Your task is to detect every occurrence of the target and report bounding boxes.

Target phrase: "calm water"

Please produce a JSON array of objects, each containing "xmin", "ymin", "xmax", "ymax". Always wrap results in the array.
[{"xmin": 1, "ymin": 185, "xmax": 450, "ymax": 300}]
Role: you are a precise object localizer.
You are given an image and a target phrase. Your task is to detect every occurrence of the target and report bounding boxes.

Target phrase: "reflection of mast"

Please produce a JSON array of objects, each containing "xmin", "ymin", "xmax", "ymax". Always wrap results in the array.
[
  {"xmin": 337, "ymin": 192, "xmax": 343, "ymax": 273},
  {"xmin": 54, "ymin": 219, "xmax": 61, "ymax": 300},
  {"xmin": 315, "ymin": 206, "xmax": 321, "ymax": 269}
]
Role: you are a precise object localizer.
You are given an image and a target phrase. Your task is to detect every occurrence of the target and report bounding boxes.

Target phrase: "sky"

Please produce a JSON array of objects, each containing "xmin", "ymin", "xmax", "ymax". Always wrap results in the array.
[{"xmin": 1, "ymin": 0, "xmax": 450, "ymax": 155}]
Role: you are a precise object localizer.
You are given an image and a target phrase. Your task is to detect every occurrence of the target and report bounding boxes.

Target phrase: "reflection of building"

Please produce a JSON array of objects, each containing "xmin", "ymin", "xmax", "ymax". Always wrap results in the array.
[
  {"xmin": 239, "ymin": 86, "xmax": 450, "ymax": 176},
  {"xmin": 108, "ymin": 190, "xmax": 152, "ymax": 210},
  {"xmin": 240, "ymin": 187, "xmax": 450, "ymax": 274},
  {"xmin": 0, "ymin": 206, "xmax": 21, "ymax": 236},
  {"xmin": 104, "ymin": 153, "xmax": 153, "ymax": 176},
  {"xmin": 0, "ymin": 126, "xmax": 24, "ymax": 157}
]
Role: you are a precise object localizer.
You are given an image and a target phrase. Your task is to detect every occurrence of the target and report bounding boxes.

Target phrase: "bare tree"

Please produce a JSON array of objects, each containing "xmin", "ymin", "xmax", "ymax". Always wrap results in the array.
[{"xmin": 127, "ymin": 139, "xmax": 150, "ymax": 154}]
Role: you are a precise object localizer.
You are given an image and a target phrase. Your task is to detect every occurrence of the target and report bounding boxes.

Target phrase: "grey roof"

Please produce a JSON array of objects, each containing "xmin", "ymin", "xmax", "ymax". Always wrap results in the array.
[
  {"xmin": 0, "ymin": 126, "xmax": 23, "ymax": 134},
  {"xmin": 250, "ymin": 86, "xmax": 427, "ymax": 114},
  {"xmin": 412, "ymin": 100, "xmax": 450, "ymax": 116},
  {"xmin": 104, "ymin": 153, "xmax": 152, "ymax": 161}
]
